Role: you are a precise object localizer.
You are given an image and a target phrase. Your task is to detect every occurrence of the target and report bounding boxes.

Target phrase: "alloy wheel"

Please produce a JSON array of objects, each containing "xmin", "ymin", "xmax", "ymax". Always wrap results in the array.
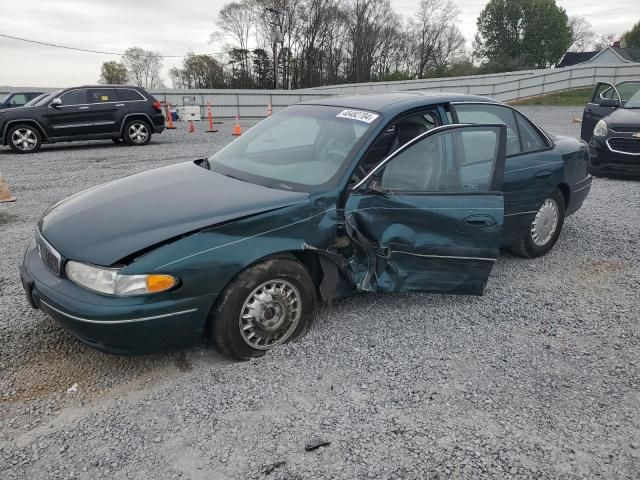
[
  {"xmin": 239, "ymin": 280, "xmax": 302, "ymax": 350},
  {"xmin": 11, "ymin": 128, "xmax": 38, "ymax": 151},
  {"xmin": 531, "ymin": 198, "xmax": 559, "ymax": 246},
  {"xmin": 128, "ymin": 123, "xmax": 149, "ymax": 144}
]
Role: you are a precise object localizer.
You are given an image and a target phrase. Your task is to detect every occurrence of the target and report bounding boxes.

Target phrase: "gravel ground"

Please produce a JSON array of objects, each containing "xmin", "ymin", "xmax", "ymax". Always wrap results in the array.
[{"xmin": 1, "ymin": 107, "xmax": 639, "ymax": 479}]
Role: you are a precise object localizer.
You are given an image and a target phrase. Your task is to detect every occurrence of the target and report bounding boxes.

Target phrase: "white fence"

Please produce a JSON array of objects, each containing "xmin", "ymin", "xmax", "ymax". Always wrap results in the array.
[{"xmin": 3, "ymin": 63, "xmax": 639, "ymax": 118}]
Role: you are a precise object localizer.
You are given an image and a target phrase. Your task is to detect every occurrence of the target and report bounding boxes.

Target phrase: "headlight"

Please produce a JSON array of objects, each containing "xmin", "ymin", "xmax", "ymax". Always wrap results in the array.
[
  {"xmin": 593, "ymin": 119, "xmax": 608, "ymax": 137},
  {"xmin": 65, "ymin": 261, "xmax": 177, "ymax": 296}
]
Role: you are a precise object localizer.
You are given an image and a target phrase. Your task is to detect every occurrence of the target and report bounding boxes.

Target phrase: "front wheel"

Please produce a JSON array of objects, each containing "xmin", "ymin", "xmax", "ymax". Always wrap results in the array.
[
  {"xmin": 209, "ymin": 258, "xmax": 316, "ymax": 360},
  {"xmin": 123, "ymin": 120, "xmax": 152, "ymax": 146},
  {"xmin": 509, "ymin": 189, "xmax": 565, "ymax": 258},
  {"xmin": 8, "ymin": 124, "xmax": 42, "ymax": 153}
]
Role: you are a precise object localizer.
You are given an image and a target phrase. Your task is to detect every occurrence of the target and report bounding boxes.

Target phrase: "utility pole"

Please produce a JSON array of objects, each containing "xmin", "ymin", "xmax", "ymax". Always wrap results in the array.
[{"xmin": 267, "ymin": 6, "xmax": 283, "ymax": 90}]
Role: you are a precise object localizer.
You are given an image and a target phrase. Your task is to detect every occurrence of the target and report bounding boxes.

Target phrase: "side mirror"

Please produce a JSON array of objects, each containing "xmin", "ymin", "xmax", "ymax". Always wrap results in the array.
[
  {"xmin": 599, "ymin": 98, "xmax": 620, "ymax": 108},
  {"xmin": 50, "ymin": 97, "xmax": 62, "ymax": 107}
]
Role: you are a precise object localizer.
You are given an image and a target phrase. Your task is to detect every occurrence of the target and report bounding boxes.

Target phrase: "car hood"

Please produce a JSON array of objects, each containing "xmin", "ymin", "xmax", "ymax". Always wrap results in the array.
[
  {"xmin": 39, "ymin": 161, "xmax": 309, "ymax": 266},
  {"xmin": 605, "ymin": 108, "xmax": 640, "ymax": 128}
]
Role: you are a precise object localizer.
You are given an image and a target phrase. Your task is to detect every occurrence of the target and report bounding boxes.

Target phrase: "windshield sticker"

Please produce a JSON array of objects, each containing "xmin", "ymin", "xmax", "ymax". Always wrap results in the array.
[{"xmin": 336, "ymin": 109, "xmax": 380, "ymax": 124}]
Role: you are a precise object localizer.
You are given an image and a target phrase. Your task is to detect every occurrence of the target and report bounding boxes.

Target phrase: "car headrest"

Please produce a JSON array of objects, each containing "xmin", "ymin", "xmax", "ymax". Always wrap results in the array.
[{"xmin": 397, "ymin": 121, "xmax": 428, "ymax": 146}]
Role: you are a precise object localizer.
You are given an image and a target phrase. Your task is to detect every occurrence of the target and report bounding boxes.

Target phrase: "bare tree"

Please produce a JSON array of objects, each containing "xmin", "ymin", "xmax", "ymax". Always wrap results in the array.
[
  {"xmin": 569, "ymin": 16, "xmax": 595, "ymax": 52},
  {"xmin": 409, "ymin": 0, "xmax": 464, "ymax": 78},
  {"xmin": 207, "ymin": 0, "xmax": 471, "ymax": 88},
  {"xmin": 593, "ymin": 33, "xmax": 617, "ymax": 51},
  {"xmin": 216, "ymin": 1, "xmax": 254, "ymax": 86},
  {"xmin": 345, "ymin": 0, "xmax": 396, "ymax": 83},
  {"xmin": 121, "ymin": 47, "xmax": 164, "ymax": 88}
]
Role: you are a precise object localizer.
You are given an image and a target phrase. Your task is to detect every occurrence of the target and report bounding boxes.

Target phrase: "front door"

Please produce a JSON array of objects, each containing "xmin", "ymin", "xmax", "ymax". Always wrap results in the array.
[
  {"xmin": 581, "ymin": 82, "xmax": 621, "ymax": 142},
  {"xmin": 44, "ymin": 89, "xmax": 94, "ymax": 137},
  {"xmin": 345, "ymin": 124, "xmax": 506, "ymax": 295}
]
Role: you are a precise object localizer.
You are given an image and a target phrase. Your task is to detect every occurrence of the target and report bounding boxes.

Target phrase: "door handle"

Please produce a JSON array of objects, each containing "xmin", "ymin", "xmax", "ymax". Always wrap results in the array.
[
  {"xmin": 79, "ymin": 106, "xmax": 90, "ymax": 110},
  {"xmin": 535, "ymin": 170, "xmax": 552, "ymax": 179},
  {"xmin": 115, "ymin": 103, "xmax": 125, "ymax": 107},
  {"xmin": 464, "ymin": 215, "xmax": 496, "ymax": 227}
]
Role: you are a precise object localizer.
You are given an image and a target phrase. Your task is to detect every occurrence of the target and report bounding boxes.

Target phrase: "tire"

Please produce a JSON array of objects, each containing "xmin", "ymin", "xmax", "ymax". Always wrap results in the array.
[
  {"xmin": 209, "ymin": 258, "xmax": 316, "ymax": 360},
  {"xmin": 509, "ymin": 189, "xmax": 565, "ymax": 258},
  {"xmin": 7, "ymin": 124, "xmax": 42, "ymax": 153},
  {"xmin": 123, "ymin": 119, "xmax": 152, "ymax": 146}
]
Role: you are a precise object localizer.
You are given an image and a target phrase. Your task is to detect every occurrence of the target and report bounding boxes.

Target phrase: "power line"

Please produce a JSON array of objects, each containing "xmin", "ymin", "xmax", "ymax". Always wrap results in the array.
[{"xmin": 0, "ymin": 33, "xmax": 224, "ymax": 58}]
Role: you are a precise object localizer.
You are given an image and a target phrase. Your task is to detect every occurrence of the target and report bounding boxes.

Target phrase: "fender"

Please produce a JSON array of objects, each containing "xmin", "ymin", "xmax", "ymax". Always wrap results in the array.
[
  {"xmin": 120, "ymin": 113, "xmax": 156, "ymax": 134},
  {"xmin": 2, "ymin": 119, "xmax": 49, "ymax": 144}
]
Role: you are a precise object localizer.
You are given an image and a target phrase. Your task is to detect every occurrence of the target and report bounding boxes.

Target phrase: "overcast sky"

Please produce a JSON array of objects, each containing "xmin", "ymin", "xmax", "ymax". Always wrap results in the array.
[{"xmin": 0, "ymin": 0, "xmax": 637, "ymax": 88}]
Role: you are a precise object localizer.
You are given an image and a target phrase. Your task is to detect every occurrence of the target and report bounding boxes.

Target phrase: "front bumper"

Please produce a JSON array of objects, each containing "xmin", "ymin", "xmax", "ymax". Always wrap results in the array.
[
  {"xmin": 20, "ymin": 240, "xmax": 215, "ymax": 355},
  {"xmin": 589, "ymin": 137, "xmax": 640, "ymax": 177}
]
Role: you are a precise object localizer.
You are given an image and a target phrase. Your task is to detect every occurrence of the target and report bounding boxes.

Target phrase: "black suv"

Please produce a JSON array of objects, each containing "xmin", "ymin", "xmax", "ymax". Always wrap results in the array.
[
  {"xmin": 0, "ymin": 92, "xmax": 45, "ymax": 110},
  {"xmin": 0, "ymin": 85, "xmax": 165, "ymax": 153}
]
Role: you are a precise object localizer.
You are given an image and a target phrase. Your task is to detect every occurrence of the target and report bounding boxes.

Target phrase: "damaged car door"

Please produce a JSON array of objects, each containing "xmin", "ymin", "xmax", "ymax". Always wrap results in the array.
[{"xmin": 344, "ymin": 124, "xmax": 507, "ymax": 295}]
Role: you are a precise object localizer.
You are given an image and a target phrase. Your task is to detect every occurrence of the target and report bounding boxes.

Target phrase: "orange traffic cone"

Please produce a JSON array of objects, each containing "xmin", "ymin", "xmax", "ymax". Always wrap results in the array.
[
  {"xmin": 206, "ymin": 101, "xmax": 218, "ymax": 133},
  {"xmin": 165, "ymin": 102, "xmax": 176, "ymax": 130},
  {"xmin": 232, "ymin": 115, "xmax": 242, "ymax": 136},
  {"xmin": 0, "ymin": 173, "xmax": 16, "ymax": 203},
  {"xmin": 188, "ymin": 120, "xmax": 196, "ymax": 133}
]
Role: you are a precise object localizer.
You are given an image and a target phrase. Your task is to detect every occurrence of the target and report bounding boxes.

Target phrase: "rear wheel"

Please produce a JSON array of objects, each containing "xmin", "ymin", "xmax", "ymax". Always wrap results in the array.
[
  {"xmin": 8, "ymin": 124, "xmax": 42, "ymax": 153},
  {"xmin": 209, "ymin": 258, "xmax": 316, "ymax": 360},
  {"xmin": 509, "ymin": 189, "xmax": 565, "ymax": 258},
  {"xmin": 123, "ymin": 120, "xmax": 152, "ymax": 146}
]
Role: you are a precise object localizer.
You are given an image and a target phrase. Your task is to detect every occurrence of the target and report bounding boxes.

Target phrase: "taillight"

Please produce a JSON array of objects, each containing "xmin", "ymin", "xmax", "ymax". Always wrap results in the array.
[{"xmin": 152, "ymin": 101, "xmax": 162, "ymax": 111}]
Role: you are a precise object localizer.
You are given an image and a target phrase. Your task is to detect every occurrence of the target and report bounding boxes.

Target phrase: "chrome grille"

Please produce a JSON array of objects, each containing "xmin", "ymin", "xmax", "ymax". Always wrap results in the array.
[
  {"xmin": 611, "ymin": 127, "xmax": 640, "ymax": 134},
  {"xmin": 36, "ymin": 231, "xmax": 61, "ymax": 276},
  {"xmin": 607, "ymin": 137, "xmax": 640, "ymax": 156}
]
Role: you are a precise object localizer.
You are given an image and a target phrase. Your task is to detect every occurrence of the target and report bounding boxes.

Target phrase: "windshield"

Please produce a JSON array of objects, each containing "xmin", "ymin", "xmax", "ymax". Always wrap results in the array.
[
  {"xmin": 623, "ymin": 85, "xmax": 640, "ymax": 109},
  {"xmin": 0, "ymin": 94, "xmax": 9, "ymax": 104},
  {"xmin": 209, "ymin": 104, "xmax": 380, "ymax": 191},
  {"xmin": 24, "ymin": 93, "xmax": 48, "ymax": 106},
  {"xmin": 30, "ymin": 90, "xmax": 62, "ymax": 107}
]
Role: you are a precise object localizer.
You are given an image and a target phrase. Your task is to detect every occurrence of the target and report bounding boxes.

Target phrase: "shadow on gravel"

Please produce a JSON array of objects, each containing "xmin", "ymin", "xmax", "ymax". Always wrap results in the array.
[
  {"xmin": 0, "ymin": 210, "xmax": 19, "ymax": 225},
  {"xmin": 0, "ymin": 317, "xmax": 229, "ymax": 408}
]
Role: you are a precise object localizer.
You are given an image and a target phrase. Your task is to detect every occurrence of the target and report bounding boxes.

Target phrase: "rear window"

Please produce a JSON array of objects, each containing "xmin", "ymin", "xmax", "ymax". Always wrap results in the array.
[{"xmin": 117, "ymin": 89, "xmax": 146, "ymax": 101}]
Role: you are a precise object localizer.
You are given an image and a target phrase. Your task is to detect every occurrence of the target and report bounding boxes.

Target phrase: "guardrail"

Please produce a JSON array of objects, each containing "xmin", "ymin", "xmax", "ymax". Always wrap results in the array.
[{"xmin": 3, "ymin": 63, "xmax": 639, "ymax": 118}]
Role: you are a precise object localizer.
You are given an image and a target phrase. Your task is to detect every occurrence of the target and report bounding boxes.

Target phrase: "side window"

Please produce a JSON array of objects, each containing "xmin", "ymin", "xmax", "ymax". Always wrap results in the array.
[
  {"xmin": 60, "ymin": 90, "xmax": 88, "ymax": 105},
  {"xmin": 379, "ymin": 126, "xmax": 501, "ymax": 193},
  {"xmin": 454, "ymin": 104, "xmax": 521, "ymax": 156},
  {"xmin": 514, "ymin": 111, "xmax": 547, "ymax": 152},
  {"xmin": 8, "ymin": 94, "xmax": 27, "ymax": 106},
  {"xmin": 245, "ymin": 116, "xmax": 321, "ymax": 154},
  {"xmin": 117, "ymin": 89, "xmax": 146, "ymax": 101},
  {"xmin": 89, "ymin": 89, "xmax": 117, "ymax": 103}
]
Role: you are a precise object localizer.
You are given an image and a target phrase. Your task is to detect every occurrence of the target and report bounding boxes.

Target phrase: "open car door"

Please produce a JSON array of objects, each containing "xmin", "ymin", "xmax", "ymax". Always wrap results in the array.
[
  {"xmin": 581, "ymin": 81, "xmax": 622, "ymax": 142},
  {"xmin": 345, "ymin": 124, "xmax": 506, "ymax": 295}
]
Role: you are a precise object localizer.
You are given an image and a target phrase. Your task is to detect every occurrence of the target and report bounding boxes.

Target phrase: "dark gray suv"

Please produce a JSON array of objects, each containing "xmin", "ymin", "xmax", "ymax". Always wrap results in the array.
[{"xmin": 0, "ymin": 85, "xmax": 165, "ymax": 153}]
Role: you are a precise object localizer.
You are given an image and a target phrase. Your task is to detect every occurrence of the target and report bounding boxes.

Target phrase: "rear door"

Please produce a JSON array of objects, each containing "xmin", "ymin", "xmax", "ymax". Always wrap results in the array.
[
  {"xmin": 345, "ymin": 124, "xmax": 506, "ymax": 295},
  {"xmin": 450, "ymin": 102, "xmax": 558, "ymax": 246},
  {"xmin": 88, "ymin": 88, "xmax": 122, "ymax": 135},
  {"xmin": 44, "ymin": 89, "xmax": 94, "ymax": 137},
  {"xmin": 581, "ymin": 82, "xmax": 620, "ymax": 141}
]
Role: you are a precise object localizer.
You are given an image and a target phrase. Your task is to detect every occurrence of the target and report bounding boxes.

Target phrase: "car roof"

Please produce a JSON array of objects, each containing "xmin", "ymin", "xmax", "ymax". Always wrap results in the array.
[
  {"xmin": 66, "ymin": 85, "xmax": 144, "ymax": 90},
  {"xmin": 300, "ymin": 91, "xmax": 500, "ymax": 115}
]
